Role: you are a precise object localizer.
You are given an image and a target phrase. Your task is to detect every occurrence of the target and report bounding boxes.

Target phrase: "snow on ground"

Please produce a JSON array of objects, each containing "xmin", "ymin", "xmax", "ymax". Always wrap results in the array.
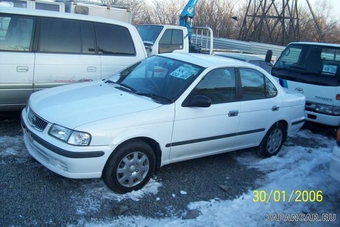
[
  {"xmin": 1, "ymin": 129, "xmax": 339, "ymax": 226},
  {"xmin": 74, "ymin": 129, "xmax": 340, "ymax": 226}
]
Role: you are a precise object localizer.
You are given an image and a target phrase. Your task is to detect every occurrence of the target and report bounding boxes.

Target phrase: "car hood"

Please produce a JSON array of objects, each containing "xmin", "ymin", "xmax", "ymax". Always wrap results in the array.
[{"xmin": 29, "ymin": 81, "xmax": 162, "ymax": 129}]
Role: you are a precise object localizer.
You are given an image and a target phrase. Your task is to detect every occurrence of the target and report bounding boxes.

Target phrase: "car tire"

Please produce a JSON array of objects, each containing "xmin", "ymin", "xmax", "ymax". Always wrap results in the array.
[
  {"xmin": 257, "ymin": 122, "xmax": 286, "ymax": 158},
  {"xmin": 102, "ymin": 140, "xmax": 156, "ymax": 194}
]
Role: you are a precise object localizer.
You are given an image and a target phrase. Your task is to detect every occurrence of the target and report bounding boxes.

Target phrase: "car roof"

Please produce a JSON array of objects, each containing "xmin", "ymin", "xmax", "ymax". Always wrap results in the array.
[
  {"xmin": 159, "ymin": 52, "xmax": 252, "ymax": 68},
  {"xmin": 0, "ymin": 6, "xmax": 132, "ymax": 26},
  {"xmin": 288, "ymin": 42, "xmax": 340, "ymax": 48},
  {"xmin": 214, "ymin": 53, "xmax": 265, "ymax": 62}
]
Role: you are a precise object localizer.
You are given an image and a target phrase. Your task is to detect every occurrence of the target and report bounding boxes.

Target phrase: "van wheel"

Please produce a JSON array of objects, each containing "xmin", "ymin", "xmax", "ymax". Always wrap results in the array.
[
  {"xmin": 102, "ymin": 140, "xmax": 155, "ymax": 194},
  {"xmin": 257, "ymin": 123, "xmax": 285, "ymax": 158}
]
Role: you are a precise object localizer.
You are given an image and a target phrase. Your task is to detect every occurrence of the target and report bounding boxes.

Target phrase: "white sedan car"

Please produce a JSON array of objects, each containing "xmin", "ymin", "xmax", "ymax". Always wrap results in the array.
[{"xmin": 21, "ymin": 53, "xmax": 305, "ymax": 194}]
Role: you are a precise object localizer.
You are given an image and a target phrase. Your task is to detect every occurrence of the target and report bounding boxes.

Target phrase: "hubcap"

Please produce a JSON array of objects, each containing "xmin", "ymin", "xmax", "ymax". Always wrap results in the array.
[
  {"xmin": 116, "ymin": 151, "xmax": 150, "ymax": 188},
  {"xmin": 267, "ymin": 128, "xmax": 283, "ymax": 154}
]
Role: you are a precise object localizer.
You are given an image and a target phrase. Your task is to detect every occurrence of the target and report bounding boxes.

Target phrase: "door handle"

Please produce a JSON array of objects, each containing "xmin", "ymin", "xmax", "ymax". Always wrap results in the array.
[
  {"xmin": 16, "ymin": 66, "xmax": 29, "ymax": 72},
  {"xmin": 87, "ymin": 66, "xmax": 97, "ymax": 72},
  {"xmin": 228, "ymin": 110, "xmax": 239, "ymax": 117},
  {"xmin": 272, "ymin": 105, "xmax": 280, "ymax": 111}
]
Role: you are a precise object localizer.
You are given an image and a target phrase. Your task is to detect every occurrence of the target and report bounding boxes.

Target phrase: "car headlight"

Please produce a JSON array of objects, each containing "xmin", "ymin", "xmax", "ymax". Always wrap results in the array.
[
  {"xmin": 68, "ymin": 131, "xmax": 91, "ymax": 146},
  {"xmin": 315, "ymin": 104, "xmax": 340, "ymax": 116},
  {"xmin": 49, "ymin": 124, "xmax": 91, "ymax": 146},
  {"xmin": 333, "ymin": 106, "xmax": 340, "ymax": 115}
]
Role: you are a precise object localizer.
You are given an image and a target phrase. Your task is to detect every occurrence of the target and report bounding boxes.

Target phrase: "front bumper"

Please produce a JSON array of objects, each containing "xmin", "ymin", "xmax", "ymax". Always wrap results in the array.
[
  {"xmin": 330, "ymin": 145, "xmax": 340, "ymax": 182},
  {"xmin": 21, "ymin": 108, "xmax": 111, "ymax": 179},
  {"xmin": 305, "ymin": 110, "xmax": 340, "ymax": 127}
]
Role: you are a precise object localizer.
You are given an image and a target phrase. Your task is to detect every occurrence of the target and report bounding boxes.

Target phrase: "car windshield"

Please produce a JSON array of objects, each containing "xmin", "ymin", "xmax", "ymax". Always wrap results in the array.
[
  {"xmin": 106, "ymin": 55, "xmax": 204, "ymax": 103},
  {"xmin": 137, "ymin": 25, "xmax": 163, "ymax": 44},
  {"xmin": 272, "ymin": 44, "xmax": 340, "ymax": 86}
]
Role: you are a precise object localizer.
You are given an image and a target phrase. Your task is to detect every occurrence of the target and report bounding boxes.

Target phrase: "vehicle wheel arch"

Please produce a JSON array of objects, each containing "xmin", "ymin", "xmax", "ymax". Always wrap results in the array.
[
  {"xmin": 277, "ymin": 120, "xmax": 288, "ymax": 142},
  {"xmin": 104, "ymin": 137, "xmax": 162, "ymax": 173},
  {"xmin": 257, "ymin": 120, "xmax": 287, "ymax": 158},
  {"xmin": 101, "ymin": 137, "xmax": 162, "ymax": 193}
]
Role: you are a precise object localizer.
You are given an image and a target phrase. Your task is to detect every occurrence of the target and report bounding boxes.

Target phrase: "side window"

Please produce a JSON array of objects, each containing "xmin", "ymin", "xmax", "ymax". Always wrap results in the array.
[
  {"xmin": 80, "ymin": 22, "xmax": 95, "ymax": 54},
  {"xmin": 172, "ymin": 29, "xmax": 183, "ymax": 45},
  {"xmin": 39, "ymin": 18, "xmax": 81, "ymax": 53},
  {"xmin": 191, "ymin": 68, "xmax": 236, "ymax": 104},
  {"xmin": 0, "ymin": 15, "xmax": 34, "ymax": 51},
  {"xmin": 95, "ymin": 23, "xmax": 136, "ymax": 56},
  {"xmin": 159, "ymin": 29, "xmax": 171, "ymax": 44},
  {"xmin": 265, "ymin": 77, "xmax": 278, "ymax": 97},
  {"xmin": 240, "ymin": 68, "xmax": 277, "ymax": 100},
  {"xmin": 159, "ymin": 29, "xmax": 183, "ymax": 45}
]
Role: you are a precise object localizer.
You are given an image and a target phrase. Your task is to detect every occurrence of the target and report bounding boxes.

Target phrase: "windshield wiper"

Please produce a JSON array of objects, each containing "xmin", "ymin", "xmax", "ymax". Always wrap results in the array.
[
  {"xmin": 116, "ymin": 83, "xmax": 136, "ymax": 92},
  {"xmin": 288, "ymin": 64, "xmax": 306, "ymax": 70},
  {"xmin": 135, "ymin": 92, "xmax": 172, "ymax": 103},
  {"xmin": 105, "ymin": 79, "xmax": 116, "ymax": 84}
]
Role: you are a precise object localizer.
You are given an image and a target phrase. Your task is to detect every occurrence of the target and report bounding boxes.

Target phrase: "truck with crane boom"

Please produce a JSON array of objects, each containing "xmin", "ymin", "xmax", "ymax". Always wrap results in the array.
[{"xmin": 137, "ymin": 0, "xmax": 213, "ymax": 56}]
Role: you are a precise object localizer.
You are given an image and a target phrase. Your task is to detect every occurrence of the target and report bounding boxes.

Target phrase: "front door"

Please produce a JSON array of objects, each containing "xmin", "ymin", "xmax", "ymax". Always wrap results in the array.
[{"xmin": 169, "ymin": 68, "xmax": 240, "ymax": 161}]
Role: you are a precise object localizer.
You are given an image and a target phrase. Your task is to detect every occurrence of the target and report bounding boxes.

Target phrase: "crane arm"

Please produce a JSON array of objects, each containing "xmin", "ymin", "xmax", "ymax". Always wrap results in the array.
[{"xmin": 179, "ymin": 0, "xmax": 199, "ymax": 27}]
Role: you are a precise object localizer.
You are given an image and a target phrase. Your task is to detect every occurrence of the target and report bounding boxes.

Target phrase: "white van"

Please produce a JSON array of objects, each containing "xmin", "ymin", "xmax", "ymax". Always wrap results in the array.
[
  {"xmin": 0, "ymin": 7, "xmax": 147, "ymax": 111},
  {"xmin": 272, "ymin": 42, "xmax": 340, "ymax": 126}
]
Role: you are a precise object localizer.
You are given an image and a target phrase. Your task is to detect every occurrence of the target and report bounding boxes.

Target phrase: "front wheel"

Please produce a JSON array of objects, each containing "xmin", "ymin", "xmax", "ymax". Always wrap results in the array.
[
  {"xmin": 102, "ymin": 140, "xmax": 156, "ymax": 194},
  {"xmin": 257, "ymin": 123, "xmax": 286, "ymax": 158}
]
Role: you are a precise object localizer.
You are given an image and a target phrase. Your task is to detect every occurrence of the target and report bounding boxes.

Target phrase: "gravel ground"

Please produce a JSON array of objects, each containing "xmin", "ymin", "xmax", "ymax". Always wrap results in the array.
[{"xmin": 0, "ymin": 112, "xmax": 336, "ymax": 226}]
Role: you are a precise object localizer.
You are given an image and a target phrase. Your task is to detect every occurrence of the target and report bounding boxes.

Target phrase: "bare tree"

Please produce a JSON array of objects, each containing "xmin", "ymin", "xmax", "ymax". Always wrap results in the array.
[
  {"xmin": 114, "ymin": 0, "xmax": 149, "ymax": 24},
  {"xmin": 119, "ymin": 0, "xmax": 340, "ymax": 44},
  {"xmin": 194, "ymin": 0, "xmax": 238, "ymax": 38}
]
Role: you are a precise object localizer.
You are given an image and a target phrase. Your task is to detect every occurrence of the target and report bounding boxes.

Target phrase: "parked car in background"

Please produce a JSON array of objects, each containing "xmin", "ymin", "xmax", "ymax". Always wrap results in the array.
[
  {"xmin": 330, "ymin": 128, "xmax": 340, "ymax": 182},
  {"xmin": 21, "ymin": 53, "xmax": 305, "ymax": 194},
  {"xmin": 214, "ymin": 52, "xmax": 273, "ymax": 74},
  {"xmin": 0, "ymin": 7, "xmax": 147, "ymax": 111}
]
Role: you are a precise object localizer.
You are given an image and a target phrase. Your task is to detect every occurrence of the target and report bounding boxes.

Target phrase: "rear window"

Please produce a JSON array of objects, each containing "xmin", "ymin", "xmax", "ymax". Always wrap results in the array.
[{"xmin": 95, "ymin": 23, "xmax": 136, "ymax": 56}]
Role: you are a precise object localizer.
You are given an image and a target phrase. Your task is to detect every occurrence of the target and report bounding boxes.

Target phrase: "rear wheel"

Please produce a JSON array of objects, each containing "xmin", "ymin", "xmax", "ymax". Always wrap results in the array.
[
  {"xmin": 257, "ymin": 123, "xmax": 285, "ymax": 158},
  {"xmin": 102, "ymin": 140, "xmax": 156, "ymax": 194}
]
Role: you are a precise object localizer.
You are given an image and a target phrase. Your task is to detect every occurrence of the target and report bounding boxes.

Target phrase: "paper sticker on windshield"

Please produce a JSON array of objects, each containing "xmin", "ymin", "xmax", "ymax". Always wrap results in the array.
[
  {"xmin": 170, "ymin": 66, "xmax": 197, "ymax": 80},
  {"xmin": 322, "ymin": 65, "xmax": 337, "ymax": 75}
]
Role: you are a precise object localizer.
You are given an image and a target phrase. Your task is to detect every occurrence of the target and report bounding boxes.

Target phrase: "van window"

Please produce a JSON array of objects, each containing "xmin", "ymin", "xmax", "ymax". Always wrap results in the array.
[
  {"xmin": 39, "ymin": 18, "xmax": 81, "ymax": 53},
  {"xmin": 272, "ymin": 44, "xmax": 340, "ymax": 86},
  {"xmin": 95, "ymin": 23, "xmax": 136, "ymax": 56},
  {"xmin": 0, "ymin": 15, "xmax": 34, "ymax": 51}
]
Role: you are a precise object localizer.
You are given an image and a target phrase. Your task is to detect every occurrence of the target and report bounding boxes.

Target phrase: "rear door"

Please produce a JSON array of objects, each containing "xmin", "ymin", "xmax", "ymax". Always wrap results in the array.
[
  {"xmin": 233, "ymin": 67, "xmax": 279, "ymax": 148},
  {"xmin": 33, "ymin": 18, "xmax": 100, "ymax": 92},
  {"xmin": 0, "ymin": 14, "xmax": 35, "ymax": 110}
]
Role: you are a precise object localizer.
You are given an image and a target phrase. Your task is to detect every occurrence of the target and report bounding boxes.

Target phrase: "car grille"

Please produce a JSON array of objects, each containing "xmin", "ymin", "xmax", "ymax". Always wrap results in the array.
[{"xmin": 27, "ymin": 107, "xmax": 48, "ymax": 131}]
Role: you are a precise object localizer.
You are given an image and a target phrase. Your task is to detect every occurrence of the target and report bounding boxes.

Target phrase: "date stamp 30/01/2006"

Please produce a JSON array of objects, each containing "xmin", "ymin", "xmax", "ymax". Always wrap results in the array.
[{"xmin": 253, "ymin": 190, "xmax": 323, "ymax": 203}]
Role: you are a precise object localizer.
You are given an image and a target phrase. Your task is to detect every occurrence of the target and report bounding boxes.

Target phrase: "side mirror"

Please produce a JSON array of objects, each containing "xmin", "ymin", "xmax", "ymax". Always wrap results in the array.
[
  {"xmin": 265, "ymin": 50, "xmax": 272, "ymax": 63},
  {"xmin": 183, "ymin": 95, "xmax": 211, "ymax": 107}
]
